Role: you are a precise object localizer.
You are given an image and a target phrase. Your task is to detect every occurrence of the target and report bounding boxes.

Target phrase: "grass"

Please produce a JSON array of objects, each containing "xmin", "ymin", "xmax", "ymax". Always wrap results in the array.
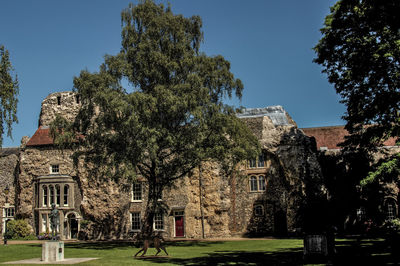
[{"xmin": 0, "ymin": 238, "xmax": 398, "ymax": 265}]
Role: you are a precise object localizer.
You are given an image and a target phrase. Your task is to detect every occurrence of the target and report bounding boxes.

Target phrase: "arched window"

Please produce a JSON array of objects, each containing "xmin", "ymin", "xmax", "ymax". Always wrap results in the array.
[
  {"xmin": 249, "ymin": 176, "xmax": 266, "ymax": 192},
  {"xmin": 43, "ymin": 186, "xmax": 48, "ymax": 207},
  {"xmin": 258, "ymin": 176, "xmax": 266, "ymax": 191},
  {"xmin": 64, "ymin": 185, "xmax": 69, "ymax": 206},
  {"xmin": 49, "ymin": 186, "xmax": 54, "ymax": 205},
  {"xmin": 254, "ymin": 205, "xmax": 264, "ymax": 216},
  {"xmin": 56, "ymin": 185, "xmax": 61, "ymax": 206},
  {"xmin": 250, "ymin": 176, "xmax": 258, "ymax": 192}
]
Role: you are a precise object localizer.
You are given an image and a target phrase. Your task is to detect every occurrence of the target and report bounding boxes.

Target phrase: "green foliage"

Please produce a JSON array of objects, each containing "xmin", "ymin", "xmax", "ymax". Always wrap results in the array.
[
  {"xmin": 79, "ymin": 219, "xmax": 91, "ymax": 230},
  {"xmin": 51, "ymin": 0, "xmax": 259, "ymax": 237},
  {"xmin": 314, "ymin": 0, "xmax": 400, "ymax": 148},
  {"xmin": 4, "ymin": 219, "xmax": 33, "ymax": 240},
  {"xmin": 315, "ymin": 1, "xmax": 400, "ymax": 202},
  {"xmin": 0, "ymin": 45, "xmax": 19, "ymax": 147},
  {"xmin": 361, "ymin": 153, "xmax": 400, "ymax": 186},
  {"xmin": 383, "ymin": 218, "xmax": 400, "ymax": 234}
]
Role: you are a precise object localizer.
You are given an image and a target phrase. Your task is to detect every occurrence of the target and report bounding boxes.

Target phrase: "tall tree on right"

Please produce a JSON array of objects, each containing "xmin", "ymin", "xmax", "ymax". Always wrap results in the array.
[{"xmin": 314, "ymin": 0, "xmax": 400, "ymax": 186}]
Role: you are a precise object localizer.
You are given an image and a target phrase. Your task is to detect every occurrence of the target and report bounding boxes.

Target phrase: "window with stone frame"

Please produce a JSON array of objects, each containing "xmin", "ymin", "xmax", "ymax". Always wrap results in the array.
[
  {"xmin": 56, "ymin": 185, "xmax": 61, "ymax": 206},
  {"xmin": 43, "ymin": 186, "xmax": 48, "ymax": 207},
  {"xmin": 49, "ymin": 185, "xmax": 55, "ymax": 205},
  {"xmin": 254, "ymin": 204, "xmax": 264, "ymax": 216},
  {"xmin": 42, "ymin": 213, "xmax": 48, "ymax": 232},
  {"xmin": 154, "ymin": 212, "xmax": 164, "ymax": 230},
  {"xmin": 3, "ymin": 207, "xmax": 15, "ymax": 218},
  {"xmin": 131, "ymin": 212, "xmax": 141, "ymax": 231},
  {"xmin": 257, "ymin": 154, "xmax": 265, "ymax": 168},
  {"xmin": 248, "ymin": 158, "xmax": 257, "ymax": 168},
  {"xmin": 64, "ymin": 185, "xmax": 69, "ymax": 206},
  {"xmin": 386, "ymin": 199, "xmax": 397, "ymax": 220},
  {"xmin": 250, "ymin": 176, "xmax": 258, "ymax": 191},
  {"xmin": 357, "ymin": 207, "xmax": 366, "ymax": 221},
  {"xmin": 248, "ymin": 153, "xmax": 266, "ymax": 169},
  {"xmin": 132, "ymin": 182, "xmax": 143, "ymax": 201},
  {"xmin": 249, "ymin": 175, "xmax": 266, "ymax": 192},
  {"xmin": 50, "ymin": 164, "xmax": 59, "ymax": 174}
]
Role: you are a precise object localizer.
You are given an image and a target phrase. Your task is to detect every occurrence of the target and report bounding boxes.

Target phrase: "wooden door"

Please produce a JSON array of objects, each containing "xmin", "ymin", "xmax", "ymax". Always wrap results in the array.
[{"xmin": 175, "ymin": 216, "xmax": 184, "ymax": 237}]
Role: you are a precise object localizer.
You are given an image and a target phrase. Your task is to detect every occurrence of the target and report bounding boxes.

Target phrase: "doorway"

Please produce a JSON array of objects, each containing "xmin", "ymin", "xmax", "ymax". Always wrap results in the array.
[
  {"xmin": 66, "ymin": 213, "xmax": 79, "ymax": 239},
  {"xmin": 174, "ymin": 210, "xmax": 185, "ymax": 237}
]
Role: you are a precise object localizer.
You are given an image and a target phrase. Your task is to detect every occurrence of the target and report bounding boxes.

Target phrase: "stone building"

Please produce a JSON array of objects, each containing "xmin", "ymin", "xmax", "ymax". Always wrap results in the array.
[
  {"xmin": 1, "ymin": 91, "xmax": 324, "ymax": 240},
  {"xmin": 303, "ymin": 126, "xmax": 400, "ymax": 232}
]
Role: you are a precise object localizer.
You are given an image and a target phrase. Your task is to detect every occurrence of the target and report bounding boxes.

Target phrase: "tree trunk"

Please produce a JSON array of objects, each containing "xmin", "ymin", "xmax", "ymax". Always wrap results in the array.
[
  {"xmin": 142, "ymin": 181, "xmax": 156, "ymax": 239},
  {"xmin": 142, "ymin": 177, "xmax": 163, "ymax": 239}
]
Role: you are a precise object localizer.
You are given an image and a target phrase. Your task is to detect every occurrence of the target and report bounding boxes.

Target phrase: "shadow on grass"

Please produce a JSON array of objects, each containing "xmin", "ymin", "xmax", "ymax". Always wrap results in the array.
[
  {"xmin": 332, "ymin": 238, "xmax": 398, "ymax": 265},
  {"xmin": 135, "ymin": 248, "xmax": 304, "ymax": 265},
  {"xmin": 135, "ymin": 238, "xmax": 399, "ymax": 265}
]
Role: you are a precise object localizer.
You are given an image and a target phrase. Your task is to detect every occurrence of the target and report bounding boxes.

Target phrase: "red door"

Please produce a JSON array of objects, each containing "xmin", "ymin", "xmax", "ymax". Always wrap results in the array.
[{"xmin": 175, "ymin": 216, "xmax": 184, "ymax": 237}]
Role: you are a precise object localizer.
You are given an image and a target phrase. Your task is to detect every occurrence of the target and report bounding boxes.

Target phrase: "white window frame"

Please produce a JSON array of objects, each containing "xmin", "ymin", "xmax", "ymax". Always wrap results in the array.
[
  {"xmin": 357, "ymin": 207, "xmax": 366, "ymax": 221},
  {"xmin": 63, "ymin": 185, "xmax": 69, "ymax": 206},
  {"xmin": 49, "ymin": 185, "xmax": 55, "ymax": 205},
  {"xmin": 3, "ymin": 207, "xmax": 15, "ymax": 218},
  {"xmin": 43, "ymin": 185, "xmax": 48, "ymax": 207},
  {"xmin": 50, "ymin": 164, "xmax": 59, "ymax": 174},
  {"xmin": 387, "ymin": 202, "xmax": 396, "ymax": 220},
  {"xmin": 56, "ymin": 185, "xmax": 61, "ymax": 206},
  {"xmin": 132, "ymin": 182, "xmax": 143, "ymax": 202},
  {"xmin": 2, "ymin": 206, "xmax": 15, "ymax": 234},
  {"xmin": 154, "ymin": 212, "xmax": 164, "ymax": 231},
  {"xmin": 42, "ymin": 213, "xmax": 48, "ymax": 233},
  {"xmin": 130, "ymin": 212, "xmax": 141, "ymax": 231}
]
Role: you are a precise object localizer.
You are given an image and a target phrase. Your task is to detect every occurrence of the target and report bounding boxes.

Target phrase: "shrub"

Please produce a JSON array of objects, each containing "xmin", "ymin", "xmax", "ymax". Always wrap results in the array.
[
  {"xmin": 384, "ymin": 218, "xmax": 400, "ymax": 234},
  {"xmin": 4, "ymin": 219, "xmax": 34, "ymax": 240}
]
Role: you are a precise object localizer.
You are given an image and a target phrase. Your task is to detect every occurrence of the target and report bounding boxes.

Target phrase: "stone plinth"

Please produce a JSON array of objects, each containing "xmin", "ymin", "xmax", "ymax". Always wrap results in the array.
[{"xmin": 41, "ymin": 241, "xmax": 64, "ymax": 262}]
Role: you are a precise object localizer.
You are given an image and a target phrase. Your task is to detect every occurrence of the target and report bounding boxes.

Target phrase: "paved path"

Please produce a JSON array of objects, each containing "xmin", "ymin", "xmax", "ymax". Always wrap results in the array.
[
  {"xmin": 4, "ymin": 240, "xmax": 78, "ymax": 245},
  {"xmin": 2, "ymin": 258, "xmax": 98, "ymax": 264}
]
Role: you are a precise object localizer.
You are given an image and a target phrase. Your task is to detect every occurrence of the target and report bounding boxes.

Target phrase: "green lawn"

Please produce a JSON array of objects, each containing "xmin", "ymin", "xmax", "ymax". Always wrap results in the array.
[{"xmin": 0, "ymin": 238, "xmax": 397, "ymax": 265}]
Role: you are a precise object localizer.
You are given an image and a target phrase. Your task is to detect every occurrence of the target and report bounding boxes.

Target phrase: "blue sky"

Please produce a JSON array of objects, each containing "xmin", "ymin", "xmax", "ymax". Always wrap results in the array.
[{"xmin": 1, "ymin": 0, "xmax": 343, "ymax": 147}]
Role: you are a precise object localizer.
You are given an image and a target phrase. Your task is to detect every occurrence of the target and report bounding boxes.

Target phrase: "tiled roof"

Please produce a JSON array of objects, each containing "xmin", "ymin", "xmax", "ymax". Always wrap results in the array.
[
  {"xmin": 301, "ymin": 125, "xmax": 398, "ymax": 150},
  {"xmin": 26, "ymin": 126, "xmax": 54, "ymax": 146}
]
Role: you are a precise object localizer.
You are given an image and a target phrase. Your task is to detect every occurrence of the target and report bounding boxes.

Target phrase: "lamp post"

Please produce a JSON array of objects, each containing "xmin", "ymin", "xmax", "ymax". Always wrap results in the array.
[
  {"xmin": 4, "ymin": 185, "xmax": 9, "ymax": 203},
  {"xmin": 3, "ymin": 186, "xmax": 10, "ymax": 245}
]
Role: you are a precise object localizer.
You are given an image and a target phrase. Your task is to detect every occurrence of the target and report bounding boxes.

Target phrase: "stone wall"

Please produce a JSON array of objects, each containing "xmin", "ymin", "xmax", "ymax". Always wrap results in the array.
[
  {"xmin": 39, "ymin": 91, "xmax": 80, "ymax": 127},
  {"xmin": 239, "ymin": 112, "xmax": 325, "ymax": 235},
  {"xmin": 0, "ymin": 148, "xmax": 19, "ymax": 236},
  {"xmin": 14, "ymin": 92, "xmax": 326, "ymax": 239}
]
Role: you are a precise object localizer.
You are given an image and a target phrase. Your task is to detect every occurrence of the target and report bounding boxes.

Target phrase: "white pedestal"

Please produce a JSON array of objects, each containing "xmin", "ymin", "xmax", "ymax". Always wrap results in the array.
[{"xmin": 42, "ymin": 241, "xmax": 64, "ymax": 262}]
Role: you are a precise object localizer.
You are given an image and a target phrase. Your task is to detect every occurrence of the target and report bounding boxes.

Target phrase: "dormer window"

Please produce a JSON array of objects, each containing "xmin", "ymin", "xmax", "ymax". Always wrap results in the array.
[
  {"xmin": 257, "ymin": 154, "xmax": 265, "ymax": 167},
  {"xmin": 50, "ymin": 164, "xmax": 59, "ymax": 174},
  {"xmin": 248, "ymin": 153, "xmax": 266, "ymax": 168}
]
